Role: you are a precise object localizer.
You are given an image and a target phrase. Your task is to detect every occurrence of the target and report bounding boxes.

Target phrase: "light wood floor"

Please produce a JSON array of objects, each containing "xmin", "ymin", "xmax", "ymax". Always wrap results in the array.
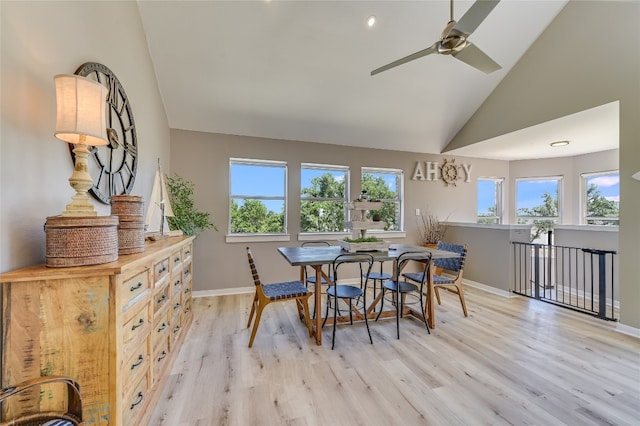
[{"xmin": 149, "ymin": 286, "xmax": 640, "ymax": 425}]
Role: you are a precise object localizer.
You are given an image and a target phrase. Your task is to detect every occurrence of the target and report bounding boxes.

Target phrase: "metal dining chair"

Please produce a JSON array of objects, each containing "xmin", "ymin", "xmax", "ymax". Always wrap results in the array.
[
  {"xmin": 322, "ymin": 252, "xmax": 374, "ymax": 350},
  {"xmin": 365, "ymin": 261, "xmax": 392, "ymax": 313},
  {"xmin": 301, "ymin": 241, "xmax": 335, "ymax": 318},
  {"xmin": 376, "ymin": 251, "xmax": 432, "ymax": 339}
]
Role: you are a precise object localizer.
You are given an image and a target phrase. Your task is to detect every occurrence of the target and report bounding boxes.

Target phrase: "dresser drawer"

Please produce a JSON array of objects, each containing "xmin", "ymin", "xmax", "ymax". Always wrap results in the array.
[
  {"xmin": 169, "ymin": 249, "xmax": 182, "ymax": 272},
  {"xmin": 153, "ymin": 340, "xmax": 170, "ymax": 385},
  {"xmin": 122, "ymin": 341, "xmax": 149, "ymax": 389},
  {"xmin": 120, "ymin": 269, "xmax": 150, "ymax": 312},
  {"xmin": 171, "ymin": 273, "xmax": 183, "ymax": 299},
  {"xmin": 153, "ymin": 281, "xmax": 170, "ymax": 314},
  {"xmin": 152, "ymin": 311, "xmax": 170, "ymax": 352},
  {"xmin": 154, "ymin": 257, "xmax": 169, "ymax": 285},
  {"xmin": 123, "ymin": 305, "xmax": 149, "ymax": 348},
  {"xmin": 182, "ymin": 261, "xmax": 192, "ymax": 285},
  {"xmin": 123, "ymin": 372, "xmax": 149, "ymax": 426},
  {"xmin": 182, "ymin": 243, "xmax": 193, "ymax": 261}
]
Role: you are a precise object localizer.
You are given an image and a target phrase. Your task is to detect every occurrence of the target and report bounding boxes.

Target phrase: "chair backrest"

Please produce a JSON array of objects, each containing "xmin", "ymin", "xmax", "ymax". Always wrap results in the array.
[
  {"xmin": 246, "ymin": 247, "xmax": 262, "ymax": 287},
  {"xmin": 396, "ymin": 251, "xmax": 432, "ymax": 283},
  {"xmin": 332, "ymin": 253, "xmax": 374, "ymax": 285},
  {"xmin": 434, "ymin": 242, "xmax": 467, "ymax": 274}
]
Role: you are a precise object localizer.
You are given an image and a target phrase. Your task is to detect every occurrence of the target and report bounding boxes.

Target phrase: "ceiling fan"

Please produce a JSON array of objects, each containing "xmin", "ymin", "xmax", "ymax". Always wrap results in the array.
[{"xmin": 371, "ymin": 0, "xmax": 501, "ymax": 76}]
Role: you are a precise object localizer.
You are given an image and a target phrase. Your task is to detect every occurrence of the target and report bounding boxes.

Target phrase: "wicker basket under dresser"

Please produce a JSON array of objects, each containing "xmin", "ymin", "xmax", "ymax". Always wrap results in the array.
[{"xmin": 0, "ymin": 235, "xmax": 195, "ymax": 425}]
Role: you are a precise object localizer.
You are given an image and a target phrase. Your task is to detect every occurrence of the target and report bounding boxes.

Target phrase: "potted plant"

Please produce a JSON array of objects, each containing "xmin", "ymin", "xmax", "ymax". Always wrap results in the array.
[
  {"xmin": 165, "ymin": 174, "xmax": 217, "ymax": 236},
  {"xmin": 418, "ymin": 211, "xmax": 447, "ymax": 247}
]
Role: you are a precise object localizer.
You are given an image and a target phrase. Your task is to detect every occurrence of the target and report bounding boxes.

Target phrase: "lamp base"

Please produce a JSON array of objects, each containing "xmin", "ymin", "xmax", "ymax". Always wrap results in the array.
[{"xmin": 62, "ymin": 143, "xmax": 97, "ymax": 217}]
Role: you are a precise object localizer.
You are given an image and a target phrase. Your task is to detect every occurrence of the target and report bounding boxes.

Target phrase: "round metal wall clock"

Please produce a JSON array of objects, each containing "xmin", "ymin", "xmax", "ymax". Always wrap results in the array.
[{"xmin": 72, "ymin": 62, "xmax": 138, "ymax": 204}]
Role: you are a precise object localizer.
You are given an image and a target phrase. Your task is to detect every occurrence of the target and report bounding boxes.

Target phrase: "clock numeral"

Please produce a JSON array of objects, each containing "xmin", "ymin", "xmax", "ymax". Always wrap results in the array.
[
  {"xmin": 107, "ymin": 74, "xmax": 118, "ymax": 107},
  {"xmin": 119, "ymin": 98, "xmax": 129, "ymax": 116},
  {"xmin": 124, "ymin": 141, "xmax": 137, "ymax": 157}
]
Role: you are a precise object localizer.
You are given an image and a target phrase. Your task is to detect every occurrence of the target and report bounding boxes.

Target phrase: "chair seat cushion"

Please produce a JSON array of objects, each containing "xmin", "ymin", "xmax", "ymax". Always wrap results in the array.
[
  {"xmin": 383, "ymin": 280, "xmax": 419, "ymax": 293},
  {"xmin": 402, "ymin": 272, "xmax": 425, "ymax": 283},
  {"xmin": 433, "ymin": 275, "xmax": 455, "ymax": 284},
  {"xmin": 367, "ymin": 272, "xmax": 392, "ymax": 281},
  {"xmin": 43, "ymin": 420, "xmax": 76, "ymax": 426},
  {"xmin": 263, "ymin": 281, "xmax": 309, "ymax": 300},
  {"xmin": 327, "ymin": 284, "xmax": 362, "ymax": 299}
]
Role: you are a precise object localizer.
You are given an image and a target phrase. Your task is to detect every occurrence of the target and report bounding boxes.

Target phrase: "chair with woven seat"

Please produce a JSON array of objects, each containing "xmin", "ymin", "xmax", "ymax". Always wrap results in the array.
[
  {"xmin": 322, "ymin": 252, "xmax": 374, "ymax": 350},
  {"xmin": 404, "ymin": 242, "xmax": 469, "ymax": 317},
  {"xmin": 246, "ymin": 247, "xmax": 313, "ymax": 348},
  {"xmin": 376, "ymin": 251, "xmax": 432, "ymax": 339},
  {"xmin": 0, "ymin": 376, "xmax": 82, "ymax": 425}
]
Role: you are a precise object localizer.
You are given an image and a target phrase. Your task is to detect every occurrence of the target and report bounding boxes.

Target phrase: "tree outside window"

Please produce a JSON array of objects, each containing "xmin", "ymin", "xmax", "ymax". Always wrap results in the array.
[
  {"xmin": 361, "ymin": 168, "xmax": 403, "ymax": 231},
  {"xmin": 229, "ymin": 159, "xmax": 286, "ymax": 234},
  {"xmin": 300, "ymin": 164, "xmax": 349, "ymax": 233},
  {"xmin": 582, "ymin": 171, "xmax": 619, "ymax": 225},
  {"xmin": 516, "ymin": 177, "xmax": 561, "ymax": 242}
]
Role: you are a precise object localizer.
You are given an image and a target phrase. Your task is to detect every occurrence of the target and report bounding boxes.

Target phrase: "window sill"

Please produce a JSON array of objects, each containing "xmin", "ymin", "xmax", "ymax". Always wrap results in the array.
[{"xmin": 225, "ymin": 234, "xmax": 291, "ymax": 243}]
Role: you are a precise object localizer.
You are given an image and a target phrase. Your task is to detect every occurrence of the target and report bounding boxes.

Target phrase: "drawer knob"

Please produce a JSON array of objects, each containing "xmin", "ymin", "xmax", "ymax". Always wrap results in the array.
[
  {"xmin": 130, "ymin": 281, "xmax": 143, "ymax": 292},
  {"xmin": 130, "ymin": 354, "xmax": 144, "ymax": 370},
  {"xmin": 131, "ymin": 318, "xmax": 144, "ymax": 330},
  {"xmin": 157, "ymin": 294, "xmax": 167, "ymax": 304},
  {"xmin": 173, "ymin": 325, "xmax": 181, "ymax": 334},
  {"xmin": 173, "ymin": 302, "xmax": 181, "ymax": 311},
  {"xmin": 157, "ymin": 322, "xmax": 168, "ymax": 332},
  {"xmin": 157, "ymin": 351, "xmax": 168, "ymax": 362},
  {"xmin": 130, "ymin": 392, "xmax": 144, "ymax": 410}
]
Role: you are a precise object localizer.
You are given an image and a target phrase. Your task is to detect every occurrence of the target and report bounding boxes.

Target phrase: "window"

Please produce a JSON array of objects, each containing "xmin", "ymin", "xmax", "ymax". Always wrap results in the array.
[
  {"xmin": 361, "ymin": 167, "xmax": 403, "ymax": 231},
  {"xmin": 581, "ymin": 171, "xmax": 619, "ymax": 225},
  {"xmin": 300, "ymin": 164, "xmax": 349, "ymax": 233},
  {"xmin": 229, "ymin": 158, "xmax": 287, "ymax": 234},
  {"xmin": 516, "ymin": 177, "xmax": 562, "ymax": 240},
  {"xmin": 477, "ymin": 178, "xmax": 504, "ymax": 224}
]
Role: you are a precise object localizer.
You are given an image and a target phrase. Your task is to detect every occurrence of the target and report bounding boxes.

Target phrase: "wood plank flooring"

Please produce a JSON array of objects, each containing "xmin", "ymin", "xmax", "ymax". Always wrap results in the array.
[{"xmin": 148, "ymin": 286, "xmax": 640, "ymax": 425}]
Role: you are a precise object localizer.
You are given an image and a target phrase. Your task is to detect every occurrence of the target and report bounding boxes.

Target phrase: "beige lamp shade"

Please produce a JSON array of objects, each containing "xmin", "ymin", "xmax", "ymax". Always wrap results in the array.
[{"xmin": 54, "ymin": 74, "xmax": 108, "ymax": 146}]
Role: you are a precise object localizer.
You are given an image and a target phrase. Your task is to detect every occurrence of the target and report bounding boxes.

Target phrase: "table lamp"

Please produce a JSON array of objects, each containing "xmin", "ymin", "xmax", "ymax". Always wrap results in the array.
[{"xmin": 54, "ymin": 74, "xmax": 108, "ymax": 216}]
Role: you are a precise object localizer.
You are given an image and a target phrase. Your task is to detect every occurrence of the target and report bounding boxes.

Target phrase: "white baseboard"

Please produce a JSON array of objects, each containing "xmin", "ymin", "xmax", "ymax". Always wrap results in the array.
[
  {"xmin": 193, "ymin": 287, "xmax": 254, "ymax": 298},
  {"xmin": 615, "ymin": 322, "xmax": 640, "ymax": 339},
  {"xmin": 462, "ymin": 278, "xmax": 516, "ymax": 298}
]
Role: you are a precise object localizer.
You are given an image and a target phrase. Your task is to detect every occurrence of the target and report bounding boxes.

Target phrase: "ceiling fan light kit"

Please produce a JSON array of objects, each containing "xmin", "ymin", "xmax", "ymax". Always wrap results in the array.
[{"xmin": 371, "ymin": 0, "xmax": 501, "ymax": 76}]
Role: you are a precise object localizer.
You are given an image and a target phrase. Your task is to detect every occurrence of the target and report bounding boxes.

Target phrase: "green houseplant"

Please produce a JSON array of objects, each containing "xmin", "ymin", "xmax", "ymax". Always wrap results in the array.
[{"xmin": 165, "ymin": 174, "xmax": 217, "ymax": 236}]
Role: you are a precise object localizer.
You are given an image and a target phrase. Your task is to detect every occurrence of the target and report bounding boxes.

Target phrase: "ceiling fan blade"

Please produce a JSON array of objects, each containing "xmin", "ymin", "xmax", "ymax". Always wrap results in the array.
[
  {"xmin": 452, "ymin": 42, "xmax": 501, "ymax": 73},
  {"xmin": 371, "ymin": 43, "xmax": 438, "ymax": 76},
  {"xmin": 454, "ymin": 0, "xmax": 500, "ymax": 36}
]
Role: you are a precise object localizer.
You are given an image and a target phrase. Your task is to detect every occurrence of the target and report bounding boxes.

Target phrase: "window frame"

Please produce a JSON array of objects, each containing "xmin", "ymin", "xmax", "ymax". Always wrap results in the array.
[
  {"xmin": 580, "ymin": 170, "xmax": 619, "ymax": 226},
  {"xmin": 299, "ymin": 163, "xmax": 350, "ymax": 234},
  {"xmin": 515, "ymin": 176, "xmax": 563, "ymax": 224},
  {"xmin": 477, "ymin": 177, "xmax": 504, "ymax": 224},
  {"xmin": 227, "ymin": 158, "xmax": 288, "ymax": 240},
  {"xmin": 361, "ymin": 167, "xmax": 404, "ymax": 233}
]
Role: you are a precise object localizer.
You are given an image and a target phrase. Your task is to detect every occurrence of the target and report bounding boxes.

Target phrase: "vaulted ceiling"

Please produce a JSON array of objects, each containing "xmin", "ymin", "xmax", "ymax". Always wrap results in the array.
[{"xmin": 137, "ymin": 0, "xmax": 616, "ymax": 160}]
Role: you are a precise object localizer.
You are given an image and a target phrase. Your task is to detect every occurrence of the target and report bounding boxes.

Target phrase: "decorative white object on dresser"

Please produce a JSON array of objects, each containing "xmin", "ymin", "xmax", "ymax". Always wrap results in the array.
[{"xmin": 0, "ymin": 236, "xmax": 194, "ymax": 425}]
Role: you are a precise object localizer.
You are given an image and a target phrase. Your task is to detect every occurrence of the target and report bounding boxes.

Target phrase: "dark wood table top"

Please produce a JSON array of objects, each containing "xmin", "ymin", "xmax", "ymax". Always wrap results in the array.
[{"xmin": 277, "ymin": 244, "xmax": 458, "ymax": 266}]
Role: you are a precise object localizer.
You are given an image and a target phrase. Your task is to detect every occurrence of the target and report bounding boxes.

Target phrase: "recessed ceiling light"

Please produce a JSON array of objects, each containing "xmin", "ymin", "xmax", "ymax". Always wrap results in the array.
[
  {"xmin": 367, "ymin": 15, "xmax": 376, "ymax": 27},
  {"xmin": 550, "ymin": 140, "xmax": 570, "ymax": 147}
]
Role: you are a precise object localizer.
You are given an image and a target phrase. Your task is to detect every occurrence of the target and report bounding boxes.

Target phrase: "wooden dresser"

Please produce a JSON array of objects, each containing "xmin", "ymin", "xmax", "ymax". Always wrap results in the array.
[{"xmin": 0, "ymin": 236, "xmax": 195, "ymax": 425}]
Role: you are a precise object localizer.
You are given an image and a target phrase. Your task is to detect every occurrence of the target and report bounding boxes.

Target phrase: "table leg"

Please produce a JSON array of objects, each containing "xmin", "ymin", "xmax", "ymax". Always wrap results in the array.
[
  {"xmin": 426, "ymin": 261, "xmax": 436, "ymax": 329},
  {"xmin": 314, "ymin": 265, "xmax": 323, "ymax": 345}
]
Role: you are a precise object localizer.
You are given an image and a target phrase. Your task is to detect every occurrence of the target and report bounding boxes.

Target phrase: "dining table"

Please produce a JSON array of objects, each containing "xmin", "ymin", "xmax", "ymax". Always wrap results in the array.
[{"xmin": 277, "ymin": 243, "xmax": 460, "ymax": 345}]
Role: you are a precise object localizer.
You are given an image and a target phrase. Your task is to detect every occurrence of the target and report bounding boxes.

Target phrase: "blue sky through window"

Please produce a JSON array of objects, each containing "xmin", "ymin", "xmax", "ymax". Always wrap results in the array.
[
  {"xmin": 517, "ymin": 179, "xmax": 559, "ymax": 211},
  {"xmin": 477, "ymin": 180, "xmax": 497, "ymax": 214},
  {"xmin": 230, "ymin": 163, "xmax": 285, "ymax": 213},
  {"xmin": 586, "ymin": 173, "xmax": 619, "ymax": 202}
]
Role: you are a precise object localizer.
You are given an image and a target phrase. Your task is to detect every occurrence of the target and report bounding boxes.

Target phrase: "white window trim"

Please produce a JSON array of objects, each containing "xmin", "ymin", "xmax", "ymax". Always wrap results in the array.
[
  {"xmin": 515, "ymin": 176, "xmax": 563, "ymax": 223},
  {"xmin": 229, "ymin": 158, "xmax": 288, "ymax": 235},
  {"xmin": 477, "ymin": 177, "xmax": 504, "ymax": 224},
  {"xmin": 580, "ymin": 170, "xmax": 619, "ymax": 225},
  {"xmin": 361, "ymin": 166, "xmax": 404, "ymax": 232}
]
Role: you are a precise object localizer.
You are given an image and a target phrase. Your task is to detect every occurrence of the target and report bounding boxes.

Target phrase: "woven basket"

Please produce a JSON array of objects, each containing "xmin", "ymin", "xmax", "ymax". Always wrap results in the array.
[
  {"xmin": 45, "ymin": 216, "xmax": 119, "ymax": 267},
  {"xmin": 118, "ymin": 219, "xmax": 145, "ymax": 255},
  {"xmin": 110, "ymin": 195, "xmax": 144, "ymax": 216}
]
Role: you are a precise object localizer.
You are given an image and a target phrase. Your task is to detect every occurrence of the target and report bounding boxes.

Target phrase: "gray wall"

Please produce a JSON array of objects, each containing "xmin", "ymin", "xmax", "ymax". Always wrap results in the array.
[
  {"xmin": 170, "ymin": 129, "xmax": 508, "ymax": 291},
  {"xmin": 446, "ymin": 1, "xmax": 640, "ymax": 329},
  {"xmin": 1, "ymin": 1, "xmax": 171, "ymax": 271}
]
